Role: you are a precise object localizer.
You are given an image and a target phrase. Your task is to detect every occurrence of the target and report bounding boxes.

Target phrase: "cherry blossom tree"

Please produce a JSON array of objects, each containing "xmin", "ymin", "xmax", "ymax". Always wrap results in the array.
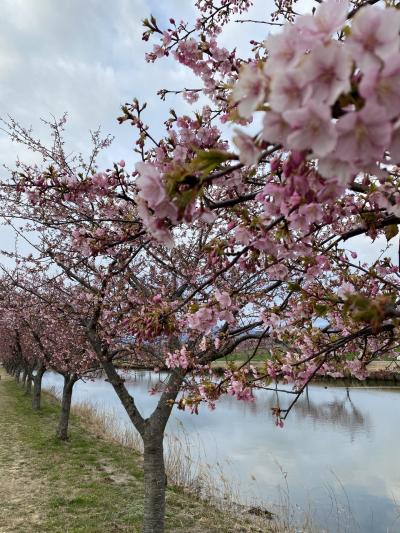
[
  {"xmin": 2, "ymin": 0, "xmax": 400, "ymax": 532},
  {"xmin": 0, "ymin": 285, "xmax": 44, "ymax": 399},
  {"xmin": 123, "ymin": 0, "xmax": 400, "ymax": 400}
]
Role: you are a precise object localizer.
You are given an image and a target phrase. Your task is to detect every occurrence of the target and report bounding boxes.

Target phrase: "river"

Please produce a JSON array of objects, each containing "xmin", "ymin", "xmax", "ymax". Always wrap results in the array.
[{"xmin": 43, "ymin": 371, "xmax": 400, "ymax": 533}]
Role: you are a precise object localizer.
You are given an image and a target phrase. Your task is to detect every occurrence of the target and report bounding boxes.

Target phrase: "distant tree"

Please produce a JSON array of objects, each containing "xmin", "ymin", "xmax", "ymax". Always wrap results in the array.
[{"xmin": 0, "ymin": 275, "xmax": 98, "ymax": 438}]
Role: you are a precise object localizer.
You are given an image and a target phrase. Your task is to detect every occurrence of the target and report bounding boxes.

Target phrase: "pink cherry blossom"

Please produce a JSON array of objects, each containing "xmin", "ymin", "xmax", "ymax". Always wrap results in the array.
[
  {"xmin": 136, "ymin": 162, "xmax": 167, "ymax": 207},
  {"xmin": 346, "ymin": 359, "xmax": 369, "ymax": 380},
  {"xmin": 268, "ymin": 263, "xmax": 289, "ymax": 281},
  {"xmin": 335, "ymin": 103, "xmax": 392, "ymax": 165},
  {"xmin": 297, "ymin": 0, "xmax": 350, "ymax": 43},
  {"xmin": 262, "ymin": 111, "xmax": 290, "ymax": 144},
  {"xmin": 337, "ymin": 281, "xmax": 354, "ymax": 298},
  {"xmin": 136, "ymin": 199, "xmax": 174, "ymax": 247},
  {"xmin": 301, "ymin": 42, "xmax": 351, "ymax": 105},
  {"xmin": 347, "ymin": 6, "xmax": 400, "ymax": 69},
  {"xmin": 234, "ymin": 226, "xmax": 253, "ymax": 245},
  {"xmin": 218, "ymin": 309, "xmax": 235, "ymax": 324},
  {"xmin": 166, "ymin": 347, "xmax": 190, "ymax": 369},
  {"xmin": 289, "ymin": 203, "xmax": 324, "ymax": 231},
  {"xmin": 253, "ymin": 236, "xmax": 277, "ymax": 254},
  {"xmin": 265, "ymin": 24, "xmax": 307, "ymax": 72},
  {"xmin": 233, "ymin": 129, "xmax": 260, "ymax": 166},
  {"xmin": 227, "ymin": 379, "xmax": 254, "ymax": 402},
  {"xmin": 173, "ymin": 144, "xmax": 188, "ymax": 163},
  {"xmin": 231, "ymin": 62, "xmax": 268, "ymax": 119},
  {"xmin": 283, "ymin": 101, "xmax": 338, "ymax": 157},
  {"xmin": 199, "ymin": 336, "xmax": 208, "ymax": 351},
  {"xmin": 269, "ymin": 68, "xmax": 310, "ymax": 112},
  {"xmin": 187, "ymin": 307, "xmax": 216, "ymax": 332},
  {"xmin": 215, "ymin": 289, "xmax": 232, "ymax": 309},
  {"xmin": 197, "ymin": 208, "xmax": 217, "ymax": 224},
  {"xmin": 317, "ymin": 157, "xmax": 355, "ymax": 184},
  {"xmin": 360, "ymin": 55, "xmax": 400, "ymax": 120}
]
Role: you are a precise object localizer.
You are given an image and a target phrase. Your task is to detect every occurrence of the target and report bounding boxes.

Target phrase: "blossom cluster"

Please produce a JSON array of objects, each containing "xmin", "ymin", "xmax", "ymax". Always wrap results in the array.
[
  {"xmin": 225, "ymin": 366, "xmax": 258, "ymax": 401},
  {"xmin": 135, "ymin": 110, "xmax": 226, "ymax": 243},
  {"xmin": 187, "ymin": 289, "xmax": 234, "ymax": 333},
  {"xmin": 233, "ymin": 0, "xmax": 400, "ymax": 186},
  {"xmin": 166, "ymin": 346, "xmax": 191, "ymax": 369}
]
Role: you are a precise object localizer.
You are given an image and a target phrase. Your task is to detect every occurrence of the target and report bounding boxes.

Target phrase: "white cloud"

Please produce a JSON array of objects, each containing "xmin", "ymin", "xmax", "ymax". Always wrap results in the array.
[{"xmin": 0, "ymin": 0, "xmax": 198, "ymax": 170}]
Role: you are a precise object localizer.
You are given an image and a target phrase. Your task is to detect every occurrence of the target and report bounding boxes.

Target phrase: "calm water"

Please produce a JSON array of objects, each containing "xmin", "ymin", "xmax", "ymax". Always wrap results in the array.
[{"xmin": 43, "ymin": 371, "xmax": 400, "ymax": 533}]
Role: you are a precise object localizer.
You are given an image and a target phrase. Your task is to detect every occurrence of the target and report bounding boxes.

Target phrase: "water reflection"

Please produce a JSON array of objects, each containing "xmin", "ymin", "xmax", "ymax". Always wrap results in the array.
[
  {"xmin": 282, "ymin": 387, "xmax": 371, "ymax": 437},
  {"xmin": 43, "ymin": 371, "xmax": 400, "ymax": 533},
  {"xmin": 120, "ymin": 371, "xmax": 371, "ymax": 436}
]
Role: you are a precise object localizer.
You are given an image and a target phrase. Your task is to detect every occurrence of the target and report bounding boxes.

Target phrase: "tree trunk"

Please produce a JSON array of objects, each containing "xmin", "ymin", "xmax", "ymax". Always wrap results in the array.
[
  {"xmin": 86, "ymin": 327, "xmax": 185, "ymax": 533},
  {"xmin": 21, "ymin": 369, "xmax": 27, "ymax": 387},
  {"xmin": 25, "ymin": 374, "xmax": 32, "ymax": 394},
  {"xmin": 32, "ymin": 366, "xmax": 46, "ymax": 410},
  {"xmin": 15, "ymin": 368, "xmax": 20, "ymax": 383},
  {"xmin": 56, "ymin": 375, "xmax": 75, "ymax": 440},
  {"xmin": 142, "ymin": 433, "xmax": 166, "ymax": 533}
]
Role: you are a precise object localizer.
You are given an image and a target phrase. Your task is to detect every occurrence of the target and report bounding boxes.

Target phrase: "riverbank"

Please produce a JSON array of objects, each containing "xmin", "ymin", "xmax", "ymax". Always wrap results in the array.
[
  {"xmin": 117, "ymin": 359, "xmax": 400, "ymax": 383},
  {"xmin": 0, "ymin": 368, "xmax": 279, "ymax": 533}
]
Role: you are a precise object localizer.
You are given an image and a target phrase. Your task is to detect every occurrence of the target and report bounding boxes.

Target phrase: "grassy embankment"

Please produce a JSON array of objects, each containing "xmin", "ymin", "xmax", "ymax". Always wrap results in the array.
[
  {"xmin": 211, "ymin": 352, "xmax": 400, "ymax": 378},
  {"xmin": 0, "ymin": 368, "xmax": 272, "ymax": 532},
  {"xmin": 119, "ymin": 351, "xmax": 400, "ymax": 380}
]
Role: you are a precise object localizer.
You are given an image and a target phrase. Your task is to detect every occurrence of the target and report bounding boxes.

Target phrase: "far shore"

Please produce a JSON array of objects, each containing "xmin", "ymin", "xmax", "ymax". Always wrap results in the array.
[{"xmin": 114, "ymin": 359, "xmax": 400, "ymax": 384}]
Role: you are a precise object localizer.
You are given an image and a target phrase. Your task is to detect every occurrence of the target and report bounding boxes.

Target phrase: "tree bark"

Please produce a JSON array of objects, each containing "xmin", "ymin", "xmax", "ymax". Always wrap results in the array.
[
  {"xmin": 14, "ymin": 367, "xmax": 21, "ymax": 383},
  {"xmin": 56, "ymin": 374, "xmax": 76, "ymax": 440},
  {"xmin": 86, "ymin": 325, "xmax": 185, "ymax": 533},
  {"xmin": 21, "ymin": 369, "xmax": 27, "ymax": 387},
  {"xmin": 142, "ymin": 433, "xmax": 166, "ymax": 533},
  {"xmin": 139, "ymin": 370, "xmax": 187, "ymax": 533},
  {"xmin": 25, "ymin": 373, "xmax": 32, "ymax": 394},
  {"xmin": 32, "ymin": 365, "xmax": 46, "ymax": 410}
]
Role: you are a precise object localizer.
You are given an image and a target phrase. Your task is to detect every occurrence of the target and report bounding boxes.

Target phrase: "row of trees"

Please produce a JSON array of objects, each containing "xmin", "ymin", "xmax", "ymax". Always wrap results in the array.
[
  {"xmin": 1, "ymin": 0, "xmax": 400, "ymax": 531},
  {"xmin": 0, "ymin": 280, "xmax": 97, "ymax": 439}
]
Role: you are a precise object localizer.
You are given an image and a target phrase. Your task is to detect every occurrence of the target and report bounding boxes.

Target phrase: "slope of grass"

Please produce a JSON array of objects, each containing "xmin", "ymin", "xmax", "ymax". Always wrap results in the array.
[{"xmin": 0, "ymin": 369, "xmax": 271, "ymax": 532}]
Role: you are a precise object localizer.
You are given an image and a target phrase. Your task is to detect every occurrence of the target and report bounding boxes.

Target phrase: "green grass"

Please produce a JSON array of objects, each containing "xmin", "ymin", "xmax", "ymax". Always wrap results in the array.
[
  {"xmin": 0, "ymin": 369, "xmax": 268, "ymax": 532},
  {"xmin": 218, "ymin": 351, "xmax": 399, "ymax": 365},
  {"xmin": 210, "ymin": 351, "xmax": 271, "ymax": 368},
  {"xmin": 225, "ymin": 350, "xmax": 271, "ymax": 362}
]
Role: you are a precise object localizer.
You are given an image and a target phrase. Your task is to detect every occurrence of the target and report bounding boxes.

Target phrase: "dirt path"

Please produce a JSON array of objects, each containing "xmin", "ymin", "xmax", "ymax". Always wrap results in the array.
[{"xmin": 0, "ymin": 372, "xmax": 47, "ymax": 532}]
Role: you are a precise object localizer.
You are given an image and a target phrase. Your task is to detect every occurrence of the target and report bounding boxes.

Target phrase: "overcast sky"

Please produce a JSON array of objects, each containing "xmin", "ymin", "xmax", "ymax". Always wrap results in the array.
[
  {"xmin": 0, "ymin": 0, "xmax": 194, "ymax": 170},
  {"xmin": 0, "ymin": 0, "xmax": 271, "ymax": 169},
  {"xmin": 0, "ymin": 0, "xmax": 397, "ymax": 265},
  {"xmin": 0, "ymin": 0, "xmax": 200, "ymax": 256}
]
